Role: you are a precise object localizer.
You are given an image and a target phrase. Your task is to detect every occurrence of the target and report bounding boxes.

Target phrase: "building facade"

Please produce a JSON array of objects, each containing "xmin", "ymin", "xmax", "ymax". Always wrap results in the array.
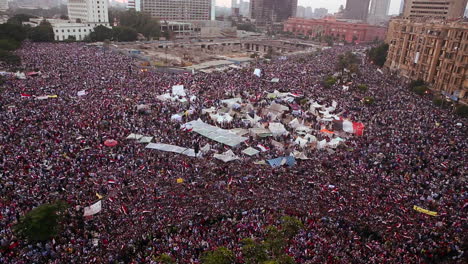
[
  {"xmin": 385, "ymin": 19, "xmax": 468, "ymax": 103},
  {"xmin": 284, "ymin": 17, "xmax": 387, "ymax": 43},
  {"xmin": 0, "ymin": 0, "xmax": 8, "ymax": 12},
  {"xmin": 402, "ymin": 0, "xmax": 468, "ymax": 19},
  {"xmin": 68, "ymin": 0, "xmax": 109, "ymax": 24},
  {"xmin": 141, "ymin": 0, "xmax": 213, "ymax": 21},
  {"xmin": 127, "ymin": 0, "xmax": 141, "ymax": 11},
  {"xmin": 343, "ymin": 0, "xmax": 371, "ymax": 21},
  {"xmin": 250, "ymin": 0, "xmax": 297, "ymax": 26},
  {"xmin": 368, "ymin": 0, "xmax": 390, "ymax": 24}
]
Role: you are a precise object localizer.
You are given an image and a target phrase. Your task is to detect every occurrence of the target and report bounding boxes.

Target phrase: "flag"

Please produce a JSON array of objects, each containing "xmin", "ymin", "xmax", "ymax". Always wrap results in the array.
[
  {"xmin": 20, "ymin": 93, "xmax": 32, "ymax": 97},
  {"xmin": 320, "ymin": 129, "xmax": 334, "ymax": 134},
  {"xmin": 83, "ymin": 201, "xmax": 102, "ymax": 216},
  {"xmin": 176, "ymin": 178, "xmax": 184, "ymax": 183},
  {"xmin": 257, "ymin": 144, "xmax": 269, "ymax": 152},
  {"xmin": 413, "ymin": 205, "xmax": 437, "ymax": 216},
  {"xmin": 120, "ymin": 205, "xmax": 129, "ymax": 215},
  {"xmin": 107, "ymin": 179, "xmax": 116, "ymax": 184},
  {"xmin": 96, "ymin": 193, "xmax": 104, "ymax": 199}
]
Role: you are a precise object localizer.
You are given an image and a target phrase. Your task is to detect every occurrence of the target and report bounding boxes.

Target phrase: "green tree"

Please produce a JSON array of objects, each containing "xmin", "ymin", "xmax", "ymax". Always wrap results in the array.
[
  {"xmin": 357, "ymin": 84, "xmax": 368, "ymax": 92},
  {"xmin": 264, "ymin": 226, "xmax": 287, "ymax": 258},
  {"xmin": 7, "ymin": 14, "xmax": 36, "ymax": 25},
  {"xmin": 363, "ymin": 96, "xmax": 375, "ymax": 105},
  {"xmin": 323, "ymin": 76, "xmax": 337, "ymax": 88},
  {"xmin": 237, "ymin": 23, "xmax": 257, "ymax": 32},
  {"xmin": 0, "ymin": 23, "xmax": 28, "ymax": 42},
  {"xmin": 201, "ymin": 247, "xmax": 235, "ymax": 264},
  {"xmin": 155, "ymin": 253, "xmax": 175, "ymax": 264},
  {"xmin": 118, "ymin": 9, "xmax": 161, "ymax": 39},
  {"xmin": 412, "ymin": 85, "xmax": 428, "ymax": 95},
  {"xmin": 0, "ymin": 39, "xmax": 21, "ymax": 51},
  {"xmin": 409, "ymin": 79, "xmax": 425, "ymax": 89},
  {"xmin": 336, "ymin": 51, "xmax": 359, "ymax": 75},
  {"xmin": 29, "ymin": 20, "xmax": 55, "ymax": 42},
  {"xmin": 280, "ymin": 216, "xmax": 303, "ymax": 240},
  {"xmin": 454, "ymin": 104, "xmax": 468, "ymax": 118},
  {"xmin": 0, "ymin": 50, "xmax": 21, "ymax": 66},
  {"xmin": 112, "ymin": 26, "xmax": 138, "ymax": 42},
  {"xmin": 367, "ymin": 43, "xmax": 389, "ymax": 67},
  {"xmin": 14, "ymin": 201, "xmax": 68, "ymax": 242},
  {"xmin": 242, "ymin": 238, "xmax": 268, "ymax": 264},
  {"xmin": 90, "ymin": 25, "xmax": 113, "ymax": 42}
]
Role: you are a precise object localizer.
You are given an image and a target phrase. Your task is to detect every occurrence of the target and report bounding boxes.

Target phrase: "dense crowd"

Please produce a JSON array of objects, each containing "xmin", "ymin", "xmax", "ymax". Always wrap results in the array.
[{"xmin": 0, "ymin": 42, "xmax": 466, "ymax": 264}]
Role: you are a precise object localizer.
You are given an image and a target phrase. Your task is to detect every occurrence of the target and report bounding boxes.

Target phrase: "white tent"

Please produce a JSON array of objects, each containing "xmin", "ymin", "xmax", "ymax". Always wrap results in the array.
[
  {"xmin": 172, "ymin": 85, "xmax": 186, "ymax": 96},
  {"xmin": 253, "ymin": 68, "xmax": 261, "ymax": 77},
  {"xmin": 214, "ymin": 150, "xmax": 239, "ymax": 162},
  {"xmin": 269, "ymin": 122, "xmax": 288, "ymax": 136},
  {"xmin": 126, "ymin": 133, "xmax": 143, "ymax": 140},
  {"xmin": 242, "ymin": 147, "xmax": 260, "ymax": 156},
  {"xmin": 184, "ymin": 119, "xmax": 248, "ymax": 147},
  {"xmin": 138, "ymin": 136, "xmax": 153, "ymax": 144},
  {"xmin": 146, "ymin": 143, "xmax": 196, "ymax": 157}
]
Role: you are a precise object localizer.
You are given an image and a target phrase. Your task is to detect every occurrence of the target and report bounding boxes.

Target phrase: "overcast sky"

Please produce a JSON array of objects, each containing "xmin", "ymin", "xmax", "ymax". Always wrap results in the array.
[{"xmin": 217, "ymin": 0, "xmax": 403, "ymax": 15}]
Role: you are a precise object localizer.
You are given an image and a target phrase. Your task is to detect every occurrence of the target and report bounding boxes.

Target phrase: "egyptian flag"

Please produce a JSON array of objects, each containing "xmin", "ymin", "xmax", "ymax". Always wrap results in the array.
[
  {"xmin": 334, "ymin": 120, "xmax": 365, "ymax": 136},
  {"xmin": 257, "ymin": 144, "xmax": 269, "ymax": 152},
  {"xmin": 20, "ymin": 93, "xmax": 32, "ymax": 97}
]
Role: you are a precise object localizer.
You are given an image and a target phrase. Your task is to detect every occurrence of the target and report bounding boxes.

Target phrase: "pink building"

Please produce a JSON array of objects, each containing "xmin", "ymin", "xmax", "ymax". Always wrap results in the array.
[{"xmin": 284, "ymin": 17, "xmax": 387, "ymax": 43}]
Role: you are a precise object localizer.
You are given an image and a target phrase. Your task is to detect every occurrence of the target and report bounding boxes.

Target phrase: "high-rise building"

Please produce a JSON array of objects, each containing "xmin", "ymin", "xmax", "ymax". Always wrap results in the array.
[
  {"xmin": 250, "ymin": 0, "xmax": 298, "ymax": 26},
  {"xmin": 239, "ymin": 0, "xmax": 250, "ymax": 17},
  {"xmin": 314, "ymin": 8, "xmax": 328, "ymax": 19},
  {"xmin": 141, "ymin": 0, "xmax": 213, "ymax": 21},
  {"xmin": 368, "ymin": 0, "xmax": 390, "ymax": 24},
  {"xmin": 297, "ymin": 6, "xmax": 306, "ymax": 18},
  {"xmin": 127, "ymin": 0, "xmax": 141, "ymax": 11},
  {"xmin": 402, "ymin": 0, "xmax": 468, "ymax": 19},
  {"xmin": 343, "ymin": 0, "xmax": 371, "ymax": 21},
  {"xmin": 0, "ymin": 0, "xmax": 8, "ymax": 12},
  {"xmin": 399, "ymin": 0, "xmax": 405, "ymax": 14},
  {"xmin": 385, "ymin": 19, "xmax": 468, "ymax": 103},
  {"xmin": 68, "ymin": 0, "xmax": 109, "ymax": 24}
]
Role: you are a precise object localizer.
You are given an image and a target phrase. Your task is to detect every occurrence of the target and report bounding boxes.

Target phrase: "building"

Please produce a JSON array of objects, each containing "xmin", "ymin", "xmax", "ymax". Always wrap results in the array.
[
  {"xmin": 284, "ymin": 17, "xmax": 387, "ymax": 43},
  {"xmin": 314, "ymin": 8, "xmax": 328, "ymax": 19},
  {"xmin": 127, "ymin": 0, "xmax": 141, "ymax": 11},
  {"xmin": 399, "ymin": 0, "xmax": 405, "ymax": 14},
  {"xmin": 250, "ymin": 0, "xmax": 297, "ymax": 26},
  {"xmin": 343, "ymin": 0, "xmax": 371, "ymax": 21},
  {"xmin": 68, "ymin": 0, "xmax": 109, "ymax": 24},
  {"xmin": 239, "ymin": 0, "xmax": 250, "ymax": 17},
  {"xmin": 141, "ymin": 0, "xmax": 213, "ymax": 21},
  {"xmin": 297, "ymin": 6, "xmax": 306, "ymax": 18},
  {"xmin": 385, "ymin": 19, "xmax": 468, "ymax": 103},
  {"xmin": 402, "ymin": 0, "xmax": 468, "ymax": 19},
  {"xmin": 0, "ymin": 0, "xmax": 8, "ymax": 12},
  {"xmin": 368, "ymin": 0, "xmax": 390, "ymax": 24}
]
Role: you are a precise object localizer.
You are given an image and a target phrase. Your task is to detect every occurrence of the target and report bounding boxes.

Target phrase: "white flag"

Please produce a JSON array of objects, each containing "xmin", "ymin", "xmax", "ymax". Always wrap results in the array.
[{"xmin": 83, "ymin": 200, "xmax": 102, "ymax": 216}]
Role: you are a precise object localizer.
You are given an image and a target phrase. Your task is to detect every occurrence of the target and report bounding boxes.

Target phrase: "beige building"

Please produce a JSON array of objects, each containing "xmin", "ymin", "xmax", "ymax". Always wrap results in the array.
[
  {"xmin": 402, "ymin": 0, "xmax": 468, "ymax": 19},
  {"xmin": 385, "ymin": 18, "xmax": 468, "ymax": 103},
  {"xmin": 141, "ymin": 0, "xmax": 214, "ymax": 21}
]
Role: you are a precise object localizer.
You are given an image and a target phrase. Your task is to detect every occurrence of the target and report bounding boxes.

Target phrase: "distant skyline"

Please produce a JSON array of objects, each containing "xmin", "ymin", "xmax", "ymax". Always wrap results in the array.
[{"xmin": 217, "ymin": 0, "xmax": 402, "ymax": 15}]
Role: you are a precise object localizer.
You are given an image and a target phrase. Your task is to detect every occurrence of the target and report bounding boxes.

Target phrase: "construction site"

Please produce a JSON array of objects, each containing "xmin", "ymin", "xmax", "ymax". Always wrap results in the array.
[{"xmin": 112, "ymin": 38, "xmax": 321, "ymax": 72}]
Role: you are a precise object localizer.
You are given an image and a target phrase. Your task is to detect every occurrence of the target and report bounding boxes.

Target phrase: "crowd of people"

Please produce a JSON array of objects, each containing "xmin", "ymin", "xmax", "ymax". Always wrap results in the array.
[{"xmin": 0, "ymin": 42, "xmax": 466, "ymax": 264}]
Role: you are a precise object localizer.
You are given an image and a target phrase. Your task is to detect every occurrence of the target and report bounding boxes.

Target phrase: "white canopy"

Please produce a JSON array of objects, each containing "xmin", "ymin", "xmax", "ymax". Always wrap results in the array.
[
  {"xmin": 184, "ymin": 119, "xmax": 248, "ymax": 147},
  {"xmin": 242, "ymin": 147, "xmax": 260, "ymax": 156},
  {"xmin": 214, "ymin": 150, "xmax": 239, "ymax": 162},
  {"xmin": 146, "ymin": 143, "xmax": 196, "ymax": 157}
]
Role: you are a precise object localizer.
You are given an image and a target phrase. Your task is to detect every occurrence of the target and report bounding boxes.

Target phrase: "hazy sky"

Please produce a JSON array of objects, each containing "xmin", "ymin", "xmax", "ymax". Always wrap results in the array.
[{"xmin": 217, "ymin": 0, "xmax": 403, "ymax": 15}]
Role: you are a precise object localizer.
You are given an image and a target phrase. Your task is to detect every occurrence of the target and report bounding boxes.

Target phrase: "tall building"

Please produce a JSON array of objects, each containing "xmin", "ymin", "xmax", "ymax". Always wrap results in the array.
[
  {"xmin": 368, "ymin": 0, "xmax": 390, "ymax": 24},
  {"xmin": 68, "ymin": 0, "xmax": 109, "ymax": 24},
  {"xmin": 402, "ymin": 0, "xmax": 468, "ymax": 19},
  {"xmin": 127, "ymin": 0, "xmax": 141, "ymax": 11},
  {"xmin": 141, "ymin": 0, "xmax": 213, "ymax": 21},
  {"xmin": 314, "ymin": 8, "xmax": 328, "ymax": 18},
  {"xmin": 399, "ymin": 0, "xmax": 405, "ymax": 14},
  {"xmin": 385, "ymin": 19, "xmax": 468, "ymax": 103},
  {"xmin": 0, "ymin": 0, "xmax": 8, "ymax": 12},
  {"xmin": 343, "ymin": 0, "xmax": 371, "ymax": 21},
  {"xmin": 250, "ymin": 0, "xmax": 298, "ymax": 26},
  {"xmin": 297, "ymin": 6, "xmax": 306, "ymax": 18}
]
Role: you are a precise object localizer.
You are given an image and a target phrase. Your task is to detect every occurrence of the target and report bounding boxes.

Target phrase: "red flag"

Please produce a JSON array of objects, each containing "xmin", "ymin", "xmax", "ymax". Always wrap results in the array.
[
  {"xmin": 20, "ymin": 93, "xmax": 32, "ymax": 97},
  {"xmin": 353, "ymin": 122, "xmax": 365, "ymax": 136}
]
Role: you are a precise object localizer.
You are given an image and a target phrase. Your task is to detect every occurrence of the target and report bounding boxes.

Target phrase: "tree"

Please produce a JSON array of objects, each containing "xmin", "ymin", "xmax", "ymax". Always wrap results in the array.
[
  {"xmin": 412, "ymin": 85, "xmax": 428, "ymax": 95},
  {"xmin": 90, "ymin": 25, "xmax": 113, "ymax": 42},
  {"xmin": 323, "ymin": 76, "xmax": 337, "ymax": 88},
  {"xmin": 454, "ymin": 104, "xmax": 468, "ymax": 118},
  {"xmin": 29, "ymin": 20, "xmax": 55, "ymax": 42},
  {"xmin": 409, "ymin": 79, "xmax": 425, "ymax": 89},
  {"xmin": 357, "ymin": 84, "xmax": 368, "ymax": 92},
  {"xmin": 14, "ymin": 201, "xmax": 68, "ymax": 242},
  {"xmin": 112, "ymin": 26, "xmax": 138, "ymax": 42},
  {"xmin": 201, "ymin": 247, "xmax": 235, "ymax": 264},
  {"xmin": 118, "ymin": 9, "xmax": 161, "ymax": 39},
  {"xmin": 336, "ymin": 51, "xmax": 359, "ymax": 75},
  {"xmin": 242, "ymin": 238, "xmax": 268, "ymax": 264},
  {"xmin": 0, "ymin": 39, "xmax": 21, "ymax": 51},
  {"xmin": 264, "ymin": 226, "xmax": 287, "ymax": 258},
  {"xmin": 363, "ymin": 96, "xmax": 375, "ymax": 105},
  {"xmin": 7, "ymin": 14, "xmax": 36, "ymax": 25},
  {"xmin": 0, "ymin": 50, "xmax": 21, "ymax": 66},
  {"xmin": 155, "ymin": 253, "xmax": 176, "ymax": 264},
  {"xmin": 280, "ymin": 216, "xmax": 303, "ymax": 240},
  {"xmin": 0, "ymin": 23, "xmax": 28, "ymax": 42},
  {"xmin": 367, "ymin": 43, "xmax": 389, "ymax": 67}
]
